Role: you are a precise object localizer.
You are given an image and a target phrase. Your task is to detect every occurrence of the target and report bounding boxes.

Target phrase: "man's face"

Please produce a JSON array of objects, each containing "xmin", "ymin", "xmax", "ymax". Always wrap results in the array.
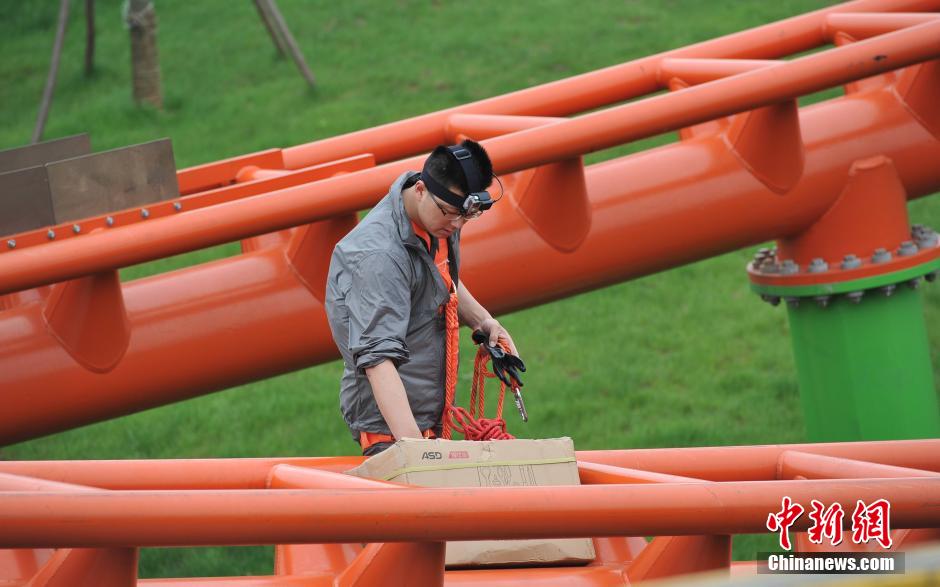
[{"xmin": 416, "ymin": 180, "xmax": 470, "ymax": 239}]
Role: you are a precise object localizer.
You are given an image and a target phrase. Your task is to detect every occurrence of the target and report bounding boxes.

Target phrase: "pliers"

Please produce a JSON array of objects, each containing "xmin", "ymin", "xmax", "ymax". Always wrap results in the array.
[{"xmin": 472, "ymin": 330, "xmax": 528, "ymax": 422}]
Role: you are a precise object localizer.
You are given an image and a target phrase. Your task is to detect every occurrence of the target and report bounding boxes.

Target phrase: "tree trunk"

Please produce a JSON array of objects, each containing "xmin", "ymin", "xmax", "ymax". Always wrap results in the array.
[
  {"xmin": 126, "ymin": 0, "xmax": 163, "ymax": 109},
  {"xmin": 85, "ymin": 0, "xmax": 96, "ymax": 76},
  {"xmin": 32, "ymin": 0, "xmax": 71, "ymax": 144}
]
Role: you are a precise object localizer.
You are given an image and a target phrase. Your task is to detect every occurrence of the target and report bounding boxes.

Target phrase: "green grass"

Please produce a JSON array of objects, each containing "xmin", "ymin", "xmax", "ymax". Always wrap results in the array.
[{"xmin": 2, "ymin": 0, "xmax": 938, "ymax": 578}]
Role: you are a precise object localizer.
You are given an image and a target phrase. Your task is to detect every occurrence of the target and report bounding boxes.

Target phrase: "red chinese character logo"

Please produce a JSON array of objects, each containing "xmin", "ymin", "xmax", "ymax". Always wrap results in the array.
[
  {"xmin": 807, "ymin": 500, "xmax": 845, "ymax": 546},
  {"xmin": 767, "ymin": 496, "xmax": 804, "ymax": 551},
  {"xmin": 851, "ymin": 499, "xmax": 892, "ymax": 549}
]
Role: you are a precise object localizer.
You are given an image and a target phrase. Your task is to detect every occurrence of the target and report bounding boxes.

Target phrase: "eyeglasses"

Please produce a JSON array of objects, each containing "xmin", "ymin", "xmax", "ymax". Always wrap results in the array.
[{"xmin": 430, "ymin": 195, "xmax": 484, "ymax": 220}]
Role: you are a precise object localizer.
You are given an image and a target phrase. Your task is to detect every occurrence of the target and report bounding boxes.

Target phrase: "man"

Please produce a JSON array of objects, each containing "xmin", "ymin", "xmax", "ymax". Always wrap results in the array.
[{"xmin": 325, "ymin": 140, "xmax": 518, "ymax": 456}]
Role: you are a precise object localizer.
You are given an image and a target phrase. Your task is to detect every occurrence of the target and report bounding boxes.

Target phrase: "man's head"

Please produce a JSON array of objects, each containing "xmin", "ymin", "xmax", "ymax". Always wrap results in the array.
[{"xmin": 409, "ymin": 140, "xmax": 494, "ymax": 238}]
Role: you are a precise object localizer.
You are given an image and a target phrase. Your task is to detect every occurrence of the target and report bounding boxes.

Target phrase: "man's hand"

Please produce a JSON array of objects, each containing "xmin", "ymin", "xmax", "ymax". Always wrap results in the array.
[{"xmin": 477, "ymin": 317, "xmax": 519, "ymax": 357}]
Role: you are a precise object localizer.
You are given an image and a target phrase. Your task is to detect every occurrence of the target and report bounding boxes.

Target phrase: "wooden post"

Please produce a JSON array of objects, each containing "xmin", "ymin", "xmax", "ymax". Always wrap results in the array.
[
  {"xmin": 32, "ymin": 0, "xmax": 71, "ymax": 144},
  {"xmin": 126, "ymin": 0, "xmax": 164, "ymax": 109},
  {"xmin": 253, "ymin": 0, "xmax": 289, "ymax": 58},
  {"xmin": 85, "ymin": 0, "xmax": 96, "ymax": 76},
  {"xmin": 258, "ymin": 0, "xmax": 316, "ymax": 88}
]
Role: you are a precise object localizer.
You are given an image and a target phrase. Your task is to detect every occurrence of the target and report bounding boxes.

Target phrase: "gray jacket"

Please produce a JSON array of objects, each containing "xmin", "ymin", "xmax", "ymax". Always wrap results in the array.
[{"xmin": 325, "ymin": 172, "xmax": 461, "ymax": 439}]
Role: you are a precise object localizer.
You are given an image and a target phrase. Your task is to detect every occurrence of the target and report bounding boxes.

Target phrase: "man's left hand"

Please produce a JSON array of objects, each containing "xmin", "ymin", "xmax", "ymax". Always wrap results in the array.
[{"xmin": 477, "ymin": 318, "xmax": 519, "ymax": 357}]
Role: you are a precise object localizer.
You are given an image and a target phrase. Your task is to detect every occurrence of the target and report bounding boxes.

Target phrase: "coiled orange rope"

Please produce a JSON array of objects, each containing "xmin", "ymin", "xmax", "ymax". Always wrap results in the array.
[
  {"xmin": 426, "ymin": 230, "xmax": 513, "ymax": 441},
  {"xmin": 440, "ymin": 291, "xmax": 514, "ymax": 441}
]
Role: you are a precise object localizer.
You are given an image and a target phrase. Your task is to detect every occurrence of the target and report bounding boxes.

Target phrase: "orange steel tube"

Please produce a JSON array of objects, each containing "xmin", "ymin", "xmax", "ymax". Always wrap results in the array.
[
  {"xmin": 2, "ymin": 83, "xmax": 938, "ymax": 444},
  {"xmin": 278, "ymin": 0, "xmax": 940, "ymax": 170},
  {"xmin": 0, "ymin": 441, "xmax": 936, "ymax": 489},
  {"xmin": 777, "ymin": 450, "xmax": 940, "ymax": 480},
  {"xmin": 1, "ymin": 479, "xmax": 937, "ymax": 548},
  {"xmin": 2, "ymin": 15, "xmax": 940, "ymax": 443},
  {"xmin": 1, "ymin": 20, "xmax": 939, "ymax": 295},
  {"xmin": 825, "ymin": 13, "xmax": 940, "ymax": 39}
]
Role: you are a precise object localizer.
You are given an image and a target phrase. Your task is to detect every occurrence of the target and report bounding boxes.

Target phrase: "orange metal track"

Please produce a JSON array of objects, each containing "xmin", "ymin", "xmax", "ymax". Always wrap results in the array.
[
  {"xmin": 0, "ymin": 1, "xmax": 939, "ymax": 444},
  {"xmin": 0, "ymin": 440, "xmax": 937, "ymax": 585}
]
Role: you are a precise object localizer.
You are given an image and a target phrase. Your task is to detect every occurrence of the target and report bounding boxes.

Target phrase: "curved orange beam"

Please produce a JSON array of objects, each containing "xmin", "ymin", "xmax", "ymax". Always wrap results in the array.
[
  {"xmin": 1, "ymin": 20, "xmax": 939, "ymax": 295},
  {"xmin": 3, "ymin": 80, "xmax": 938, "ymax": 445},
  {"xmin": 279, "ymin": 0, "xmax": 940, "ymax": 170},
  {"xmin": 0, "ymin": 440, "xmax": 936, "ymax": 488},
  {"xmin": 0, "ymin": 478, "xmax": 937, "ymax": 548}
]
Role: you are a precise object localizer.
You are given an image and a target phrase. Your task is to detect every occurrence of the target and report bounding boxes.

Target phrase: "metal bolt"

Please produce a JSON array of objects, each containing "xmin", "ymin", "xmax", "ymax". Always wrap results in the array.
[
  {"xmin": 173, "ymin": 202, "xmax": 183, "ymax": 212},
  {"xmin": 785, "ymin": 297, "xmax": 800, "ymax": 309},
  {"xmin": 760, "ymin": 294, "xmax": 781, "ymax": 307},
  {"xmin": 880, "ymin": 284, "xmax": 896, "ymax": 297},
  {"xmin": 898, "ymin": 241, "xmax": 918, "ymax": 256},
  {"xmin": 780, "ymin": 260, "xmax": 799, "ymax": 275},
  {"xmin": 762, "ymin": 262, "xmax": 781, "ymax": 275},
  {"xmin": 926, "ymin": 271, "xmax": 937, "ymax": 283},
  {"xmin": 871, "ymin": 248, "xmax": 891, "ymax": 263},
  {"xmin": 846, "ymin": 291, "xmax": 864, "ymax": 304},
  {"xmin": 808, "ymin": 258, "xmax": 828, "ymax": 273},
  {"xmin": 841, "ymin": 254, "xmax": 861, "ymax": 270},
  {"xmin": 141, "ymin": 208, "xmax": 150, "ymax": 219},
  {"xmin": 917, "ymin": 231, "xmax": 939, "ymax": 248},
  {"xmin": 106, "ymin": 216, "xmax": 115, "ymax": 227},
  {"xmin": 72, "ymin": 224, "xmax": 81, "ymax": 234},
  {"xmin": 814, "ymin": 295, "xmax": 831, "ymax": 308},
  {"xmin": 47, "ymin": 230, "xmax": 56, "ymax": 240},
  {"xmin": 6, "ymin": 239, "xmax": 15, "ymax": 249}
]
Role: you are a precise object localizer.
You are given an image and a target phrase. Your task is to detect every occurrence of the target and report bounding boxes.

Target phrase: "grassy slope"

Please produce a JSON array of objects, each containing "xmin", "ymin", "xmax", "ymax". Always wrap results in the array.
[{"xmin": 3, "ymin": 0, "xmax": 938, "ymax": 578}]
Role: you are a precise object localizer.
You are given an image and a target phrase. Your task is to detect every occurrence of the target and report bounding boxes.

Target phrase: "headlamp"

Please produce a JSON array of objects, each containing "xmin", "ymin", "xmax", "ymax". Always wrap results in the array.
[{"xmin": 421, "ymin": 146, "xmax": 495, "ymax": 218}]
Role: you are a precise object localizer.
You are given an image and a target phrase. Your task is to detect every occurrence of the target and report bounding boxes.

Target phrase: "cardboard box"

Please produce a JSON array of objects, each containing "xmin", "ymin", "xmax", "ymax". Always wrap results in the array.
[{"xmin": 347, "ymin": 437, "xmax": 596, "ymax": 567}]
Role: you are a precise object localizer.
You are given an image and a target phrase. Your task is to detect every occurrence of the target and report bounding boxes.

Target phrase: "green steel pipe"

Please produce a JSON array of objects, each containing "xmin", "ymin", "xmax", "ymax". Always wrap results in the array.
[{"xmin": 783, "ymin": 281, "xmax": 939, "ymax": 441}]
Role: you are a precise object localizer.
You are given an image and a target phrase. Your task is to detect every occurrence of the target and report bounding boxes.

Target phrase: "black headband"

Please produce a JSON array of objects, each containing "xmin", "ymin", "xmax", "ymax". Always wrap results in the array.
[{"xmin": 420, "ymin": 145, "xmax": 491, "ymax": 209}]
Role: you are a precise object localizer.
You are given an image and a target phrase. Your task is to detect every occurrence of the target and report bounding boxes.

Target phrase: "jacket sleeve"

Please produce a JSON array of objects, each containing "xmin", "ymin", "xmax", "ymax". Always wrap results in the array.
[{"xmin": 347, "ymin": 252, "xmax": 412, "ymax": 371}]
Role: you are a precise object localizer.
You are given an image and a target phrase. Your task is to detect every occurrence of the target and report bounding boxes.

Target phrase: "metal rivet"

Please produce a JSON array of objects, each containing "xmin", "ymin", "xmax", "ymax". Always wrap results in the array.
[
  {"xmin": 814, "ymin": 295, "xmax": 831, "ymax": 308},
  {"xmin": 6, "ymin": 239, "xmax": 15, "ymax": 249},
  {"xmin": 808, "ymin": 258, "xmax": 828, "ymax": 273},
  {"xmin": 47, "ymin": 230, "xmax": 56, "ymax": 240},
  {"xmin": 780, "ymin": 260, "xmax": 799, "ymax": 275},
  {"xmin": 872, "ymin": 248, "xmax": 891, "ymax": 263},
  {"xmin": 841, "ymin": 254, "xmax": 861, "ymax": 270},
  {"xmin": 846, "ymin": 291, "xmax": 864, "ymax": 304},
  {"xmin": 173, "ymin": 202, "xmax": 183, "ymax": 211},
  {"xmin": 898, "ymin": 241, "xmax": 918, "ymax": 256},
  {"xmin": 785, "ymin": 297, "xmax": 800, "ymax": 309},
  {"xmin": 917, "ymin": 232, "xmax": 938, "ymax": 248},
  {"xmin": 141, "ymin": 208, "xmax": 150, "ymax": 219},
  {"xmin": 106, "ymin": 216, "xmax": 115, "ymax": 227},
  {"xmin": 72, "ymin": 224, "xmax": 81, "ymax": 234},
  {"xmin": 880, "ymin": 285, "xmax": 896, "ymax": 297},
  {"xmin": 761, "ymin": 262, "xmax": 781, "ymax": 275},
  {"xmin": 907, "ymin": 278, "xmax": 921, "ymax": 290}
]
